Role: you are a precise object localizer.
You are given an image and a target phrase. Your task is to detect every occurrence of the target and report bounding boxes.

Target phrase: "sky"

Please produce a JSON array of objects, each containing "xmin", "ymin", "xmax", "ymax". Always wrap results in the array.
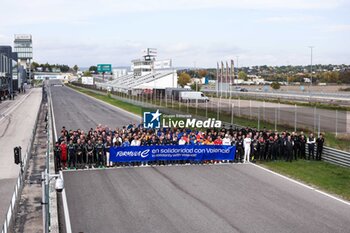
[{"xmin": 0, "ymin": 0, "xmax": 349, "ymax": 68}]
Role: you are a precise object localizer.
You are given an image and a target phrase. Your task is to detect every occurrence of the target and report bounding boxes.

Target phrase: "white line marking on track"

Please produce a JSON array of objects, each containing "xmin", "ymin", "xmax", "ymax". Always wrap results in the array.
[
  {"xmin": 250, "ymin": 163, "xmax": 350, "ymax": 207},
  {"xmin": 50, "ymin": 84, "xmax": 72, "ymax": 233},
  {"xmin": 62, "ymin": 162, "xmax": 249, "ymax": 173}
]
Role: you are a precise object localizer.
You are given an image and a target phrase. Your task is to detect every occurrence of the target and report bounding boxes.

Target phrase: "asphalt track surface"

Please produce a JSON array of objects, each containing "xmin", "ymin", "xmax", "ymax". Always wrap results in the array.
[{"xmin": 50, "ymin": 82, "xmax": 350, "ymax": 233}]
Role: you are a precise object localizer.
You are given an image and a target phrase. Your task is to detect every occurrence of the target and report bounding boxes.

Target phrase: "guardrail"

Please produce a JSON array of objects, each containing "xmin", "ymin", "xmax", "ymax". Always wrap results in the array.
[
  {"xmin": 69, "ymin": 83, "xmax": 350, "ymax": 169},
  {"xmin": 322, "ymin": 146, "xmax": 350, "ymax": 167},
  {"xmin": 1, "ymin": 93, "xmax": 43, "ymax": 233}
]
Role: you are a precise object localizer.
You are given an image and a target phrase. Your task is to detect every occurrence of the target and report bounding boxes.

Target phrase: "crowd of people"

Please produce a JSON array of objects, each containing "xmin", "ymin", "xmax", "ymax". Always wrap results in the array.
[{"xmin": 54, "ymin": 124, "xmax": 325, "ymax": 170}]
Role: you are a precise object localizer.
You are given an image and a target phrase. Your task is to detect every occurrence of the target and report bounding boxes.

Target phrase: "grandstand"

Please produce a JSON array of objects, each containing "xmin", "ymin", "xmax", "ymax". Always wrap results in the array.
[{"xmin": 96, "ymin": 49, "xmax": 178, "ymax": 92}]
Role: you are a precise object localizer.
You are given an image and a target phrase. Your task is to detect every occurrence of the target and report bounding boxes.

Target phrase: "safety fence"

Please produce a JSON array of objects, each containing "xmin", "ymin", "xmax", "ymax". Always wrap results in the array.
[{"xmin": 1, "ymin": 95, "xmax": 43, "ymax": 233}]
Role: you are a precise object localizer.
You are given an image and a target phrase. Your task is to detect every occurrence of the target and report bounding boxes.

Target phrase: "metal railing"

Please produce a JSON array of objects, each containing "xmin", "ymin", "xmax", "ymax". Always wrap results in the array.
[
  {"xmin": 322, "ymin": 146, "xmax": 350, "ymax": 167},
  {"xmin": 1, "ymin": 94, "xmax": 42, "ymax": 233}
]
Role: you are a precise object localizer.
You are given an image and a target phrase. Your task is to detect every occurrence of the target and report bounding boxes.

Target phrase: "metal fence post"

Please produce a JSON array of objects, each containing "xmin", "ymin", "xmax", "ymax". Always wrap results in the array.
[
  {"xmin": 274, "ymin": 108, "xmax": 277, "ymax": 131},
  {"xmin": 238, "ymin": 97, "xmax": 241, "ymax": 117},
  {"xmin": 335, "ymin": 110, "xmax": 338, "ymax": 137},
  {"xmin": 249, "ymin": 100, "xmax": 252, "ymax": 119},
  {"xmin": 314, "ymin": 106, "xmax": 316, "ymax": 133},
  {"xmin": 231, "ymin": 104, "xmax": 234, "ymax": 125},
  {"xmin": 205, "ymin": 101, "xmax": 208, "ymax": 118},
  {"xmin": 294, "ymin": 104, "xmax": 297, "ymax": 132},
  {"xmin": 258, "ymin": 106, "xmax": 260, "ymax": 131}
]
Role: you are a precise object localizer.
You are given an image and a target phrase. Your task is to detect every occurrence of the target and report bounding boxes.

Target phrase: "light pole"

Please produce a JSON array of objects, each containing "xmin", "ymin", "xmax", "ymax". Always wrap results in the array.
[
  {"xmin": 308, "ymin": 46, "xmax": 314, "ymax": 88},
  {"xmin": 236, "ymin": 56, "xmax": 239, "ymax": 87}
]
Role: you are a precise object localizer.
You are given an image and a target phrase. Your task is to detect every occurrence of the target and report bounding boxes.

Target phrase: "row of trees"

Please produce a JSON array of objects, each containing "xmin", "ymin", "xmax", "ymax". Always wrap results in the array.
[
  {"xmin": 31, "ymin": 62, "xmax": 78, "ymax": 73},
  {"xmin": 177, "ymin": 69, "xmax": 211, "ymax": 88}
]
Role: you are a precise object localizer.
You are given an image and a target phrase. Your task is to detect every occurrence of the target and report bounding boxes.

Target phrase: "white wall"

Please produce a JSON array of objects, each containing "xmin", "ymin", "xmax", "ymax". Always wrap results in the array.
[{"xmin": 136, "ymin": 71, "xmax": 178, "ymax": 89}]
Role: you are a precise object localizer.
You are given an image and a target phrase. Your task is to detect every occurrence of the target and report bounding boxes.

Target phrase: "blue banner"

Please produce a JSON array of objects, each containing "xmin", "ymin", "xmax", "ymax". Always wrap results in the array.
[{"xmin": 109, "ymin": 145, "xmax": 236, "ymax": 162}]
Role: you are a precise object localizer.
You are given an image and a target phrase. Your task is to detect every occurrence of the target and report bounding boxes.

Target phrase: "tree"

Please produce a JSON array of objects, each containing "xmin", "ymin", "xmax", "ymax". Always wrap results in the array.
[
  {"xmin": 198, "ymin": 69, "xmax": 208, "ymax": 78},
  {"xmin": 178, "ymin": 72, "xmax": 191, "ymax": 87},
  {"xmin": 83, "ymin": 71, "xmax": 92, "ymax": 77},
  {"xmin": 339, "ymin": 70, "xmax": 350, "ymax": 84},
  {"xmin": 31, "ymin": 61, "xmax": 40, "ymax": 70},
  {"xmin": 89, "ymin": 66, "xmax": 97, "ymax": 72},
  {"xmin": 238, "ymin": 71, "xmax": 248, "ymax": 81},
  {"xmin": 270, "ymin": 82, "xmax": 281, "ymax": 90},
  {"xmin": 190, "ymin": 82, "xmax": 202, "ymax": 91},
  {"xmin": 73, "ymin": 65, "xmax": 79, "ymax": 73}
]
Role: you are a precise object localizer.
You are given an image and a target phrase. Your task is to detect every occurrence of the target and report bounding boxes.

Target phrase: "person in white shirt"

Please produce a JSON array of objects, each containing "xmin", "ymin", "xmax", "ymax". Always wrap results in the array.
[
  {"xmin": 131, "ymin": 136, "xmax": 141, "ymax": 146},
  {"xmin": 113, "ymin": 134, "xmax": 122, "ymax": 146},
  {"xmin": 222, "ymin": 134, "xmax": 232, "ymax": 146},
  {"xmin": 178, "ymin": 136, "xmax": 187, "ymax": 145},
  {"xmin": 243, "ymin": 134, "xmax": 252, "ymax": 163}
]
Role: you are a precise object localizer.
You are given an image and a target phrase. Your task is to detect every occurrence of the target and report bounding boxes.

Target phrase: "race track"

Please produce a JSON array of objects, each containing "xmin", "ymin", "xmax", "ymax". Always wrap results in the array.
[{"xmin": 50, "ymin": 81, "xmax": 350, "ymax": 233}]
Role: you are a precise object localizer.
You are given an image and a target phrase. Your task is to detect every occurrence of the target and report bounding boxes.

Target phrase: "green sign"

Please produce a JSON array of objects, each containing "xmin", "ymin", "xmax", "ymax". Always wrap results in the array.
[{"xmin": 97, "ymin": 64, "xmax": 112, "ymax": 73}]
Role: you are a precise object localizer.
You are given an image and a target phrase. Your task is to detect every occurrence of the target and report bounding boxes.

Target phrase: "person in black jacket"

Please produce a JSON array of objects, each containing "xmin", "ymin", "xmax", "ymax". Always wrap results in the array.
[
  {"xmin": 54, "ymin": 142, "xmax": 61, "ymax": 172},
  {"xmin": 292, "ymin": 132, "xmax": 300, "ymax": 161},
  {"xmin": 85, "ymin": 139, "xmax": 95, "ymax": 168},
  {"xmin": 299, "ymin": 135, "xmax": 306, "ymax": 159},
  {"xmin": 284, "ymin": 135, "xmax": 294, "ymax": 162},
  {"xmin": 316, "ymin": 134, "xmax": 325, "ymax": 161},
  {"xmin": 67, "ymin": 140, "xmax": 76, "ymax": 169},
  {"xmin": 236, "ymin": 135, "xmax": 244, "ymax": 163},
  {"xmin": 258, "ymin": 137, "xmax": 266, "ymax": 161}
]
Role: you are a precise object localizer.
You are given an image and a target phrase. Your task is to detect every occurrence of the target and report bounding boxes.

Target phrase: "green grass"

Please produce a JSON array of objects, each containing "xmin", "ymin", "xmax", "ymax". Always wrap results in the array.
[{"xmin": 260, "ymin": 160, "xmax": 350, "ymax": 201}]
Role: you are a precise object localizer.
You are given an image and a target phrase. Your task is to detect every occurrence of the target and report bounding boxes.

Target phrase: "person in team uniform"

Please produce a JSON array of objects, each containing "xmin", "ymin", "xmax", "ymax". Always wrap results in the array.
[
  {"xmin": 54, "ymin": 142, "xmax": 61, "ymax": 172},
  {"xmin": 75, "ymin": 139, "xmax": 84, "ymax": 169},
  {"xmin": 243, "ymin": 134, "xmax": 252, "ymax": 163},
  {"xmin": 299, "ymin": 135, "xmax": 306, "ymax": 159},
  {"xmin": 284, "ymin": 135, "xmax": 294, "ymax": 162},
  {"xmin": 105, "ymin": 138, "xmax": 112, "ymax": 167},
  {"xmin": 95, "ymin": 139, "xmax": 105, "ymax": 168},
  {"xmin": 316, "ymin": 134, "xmax": 325, "ymax": 161},
  {"xmin": 60, "ymin": 141, "xmax": 68, "ymax": 169},
  {"xmin": 85, "ymin": 139, "xmax": 95, "ymax": 168},
  {"xmin": 67, "ymin": 140, "xmax": 76, "ymax": 169},
  {"xmin": 236, "ymin": 135, "xmax": 244, "ymax": 163},
  {"xmin": 307, "ymin": 133, "xmax": 316, "ymax": 160},
  {"xmin": 258, "ymin": 137, "xmax": 266, "ymax": 161}
]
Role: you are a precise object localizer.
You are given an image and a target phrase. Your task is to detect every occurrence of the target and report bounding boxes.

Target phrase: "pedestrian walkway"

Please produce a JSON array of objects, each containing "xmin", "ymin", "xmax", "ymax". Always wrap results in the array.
[
  {"xmin": 0, "ymin": 88, "xmax": 42, "ymax": 229},
  {"xmin": 13, "ymin": 100, "xmax": 47, "ymax": 233}
]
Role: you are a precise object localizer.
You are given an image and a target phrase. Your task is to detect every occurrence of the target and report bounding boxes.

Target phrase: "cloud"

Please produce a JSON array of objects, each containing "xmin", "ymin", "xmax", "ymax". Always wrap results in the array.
[
  {"xmin": 262, "ymin": 15, "xmax": 319, "ymax": 23},
  {"xmin": 327, "ymin": 24, "xmax": 350, "ymax": 32},
  {"xmin": 0, "ymin": 0, "xmax": 345, "ymax": 26}
]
